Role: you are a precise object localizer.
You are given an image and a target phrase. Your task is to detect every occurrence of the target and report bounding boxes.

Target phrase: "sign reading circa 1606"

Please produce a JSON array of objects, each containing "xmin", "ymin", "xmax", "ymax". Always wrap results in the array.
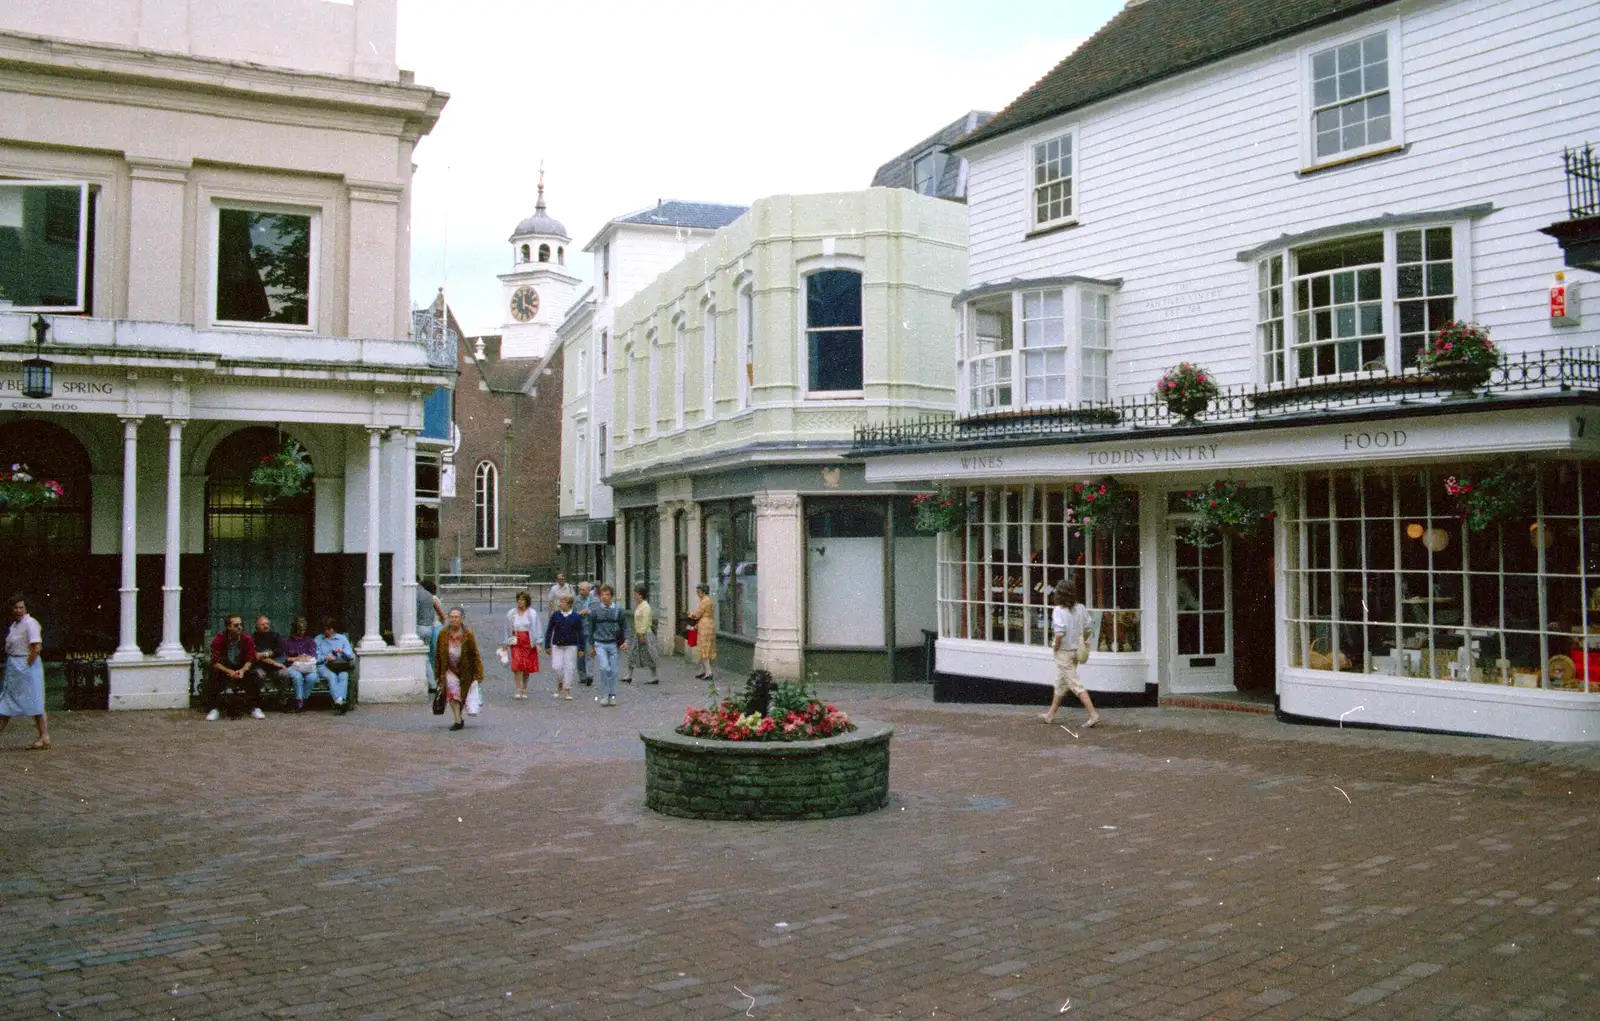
[{"xmin": 2, "ymin": 376, "xmax": 118, "ymax": 414}]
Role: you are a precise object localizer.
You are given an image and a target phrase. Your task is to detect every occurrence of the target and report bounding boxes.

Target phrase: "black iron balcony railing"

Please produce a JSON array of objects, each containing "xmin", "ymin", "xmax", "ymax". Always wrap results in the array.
[
  {"xmin": 1566, "ymin": 143, "xmax": 1600, "ymax": 219},
  {"xmin": 850, "ymin": 347, "xmax": 1600, "ymax": 455}
]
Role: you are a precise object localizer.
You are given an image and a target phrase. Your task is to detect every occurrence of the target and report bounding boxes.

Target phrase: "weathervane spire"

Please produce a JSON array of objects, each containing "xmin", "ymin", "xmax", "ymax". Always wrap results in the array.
[{"xmin": 536, "ymin": 161, "xmax": 546, "ymax": 212}]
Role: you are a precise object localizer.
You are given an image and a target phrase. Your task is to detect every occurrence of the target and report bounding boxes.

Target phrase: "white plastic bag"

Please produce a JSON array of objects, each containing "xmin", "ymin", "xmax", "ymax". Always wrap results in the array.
[{"xmin": 465, "ymin": 680, "xmax": 482, "ymax": 716}]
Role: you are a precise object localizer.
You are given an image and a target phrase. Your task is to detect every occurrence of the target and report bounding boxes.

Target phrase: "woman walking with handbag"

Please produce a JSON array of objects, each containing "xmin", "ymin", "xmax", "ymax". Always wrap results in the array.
[
  {"xmin": 1042, "ymin": 579, "xmax": 1100, "ymax": 727},
  {"xmin": 434, "ymin": 607, "xmax": 484, "ymax": 730},
  {"xmin": 0, "ymin": 594, "xmax": 50, "ymax": 750},
  {"xmin": 504, "ymin": 590, "xmax": 542, "ymax": 699},
  {"xmin": 689, "ymin": 583, "xmax": 717, "ymax": 683}
]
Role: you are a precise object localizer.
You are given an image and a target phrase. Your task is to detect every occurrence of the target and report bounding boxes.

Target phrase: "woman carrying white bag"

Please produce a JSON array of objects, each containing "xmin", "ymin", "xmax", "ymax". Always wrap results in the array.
[{"xmin": 1040, "ymin": 578, "xmax": 1101, "ymax": 728}]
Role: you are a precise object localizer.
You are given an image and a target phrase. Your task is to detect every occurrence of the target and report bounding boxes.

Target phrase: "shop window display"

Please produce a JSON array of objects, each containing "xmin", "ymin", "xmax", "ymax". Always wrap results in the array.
[
  {"xmin": 1286, "ymin": 463, "xmax": 1600, "ymax": 692},
  {"xmin": 937, "ymin": 484, "xmax": 1140, "ymax": 652}
]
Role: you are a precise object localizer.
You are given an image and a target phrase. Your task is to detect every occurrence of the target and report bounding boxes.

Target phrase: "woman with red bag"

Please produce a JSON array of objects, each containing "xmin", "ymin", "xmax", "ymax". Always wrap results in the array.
[{"xmin": 503, "ymin": 590, "xmax": 541, "ymax": 699}]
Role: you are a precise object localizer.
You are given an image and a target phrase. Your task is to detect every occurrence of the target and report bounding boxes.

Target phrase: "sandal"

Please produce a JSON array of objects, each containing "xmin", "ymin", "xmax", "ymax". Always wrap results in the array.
[{"xmin": 27, "ymin": 738, "xmax": 51, "ymax": 750}]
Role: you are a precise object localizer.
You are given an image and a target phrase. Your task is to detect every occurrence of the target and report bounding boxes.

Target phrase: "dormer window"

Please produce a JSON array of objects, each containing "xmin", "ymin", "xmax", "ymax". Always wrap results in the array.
[
  {"xmin": 959, "ymin": 280, "xmax": 1115, "ymax": 416},
  {"xmin": 913, "ymin": 151, "xmax": 942, "ymax": 196}
]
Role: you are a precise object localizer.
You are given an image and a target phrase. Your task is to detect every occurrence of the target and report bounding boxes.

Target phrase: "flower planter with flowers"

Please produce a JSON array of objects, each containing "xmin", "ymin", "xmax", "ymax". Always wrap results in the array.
[
  {"xmin": 1065, "ymin": 477, "xmax": 1139, "ymax": 534},
  {"xmin": 1178, "ymin": 480, "xmax": 1275, "ymax": 548},
  {"xmin": 1444, "ymin": 462, "xmax": 1538, "ymax": 532},
  {"xmin": 249, "ymin": 440, "xmax": 313, "ymax": 503},
  {"xmin": 911, "ymin": 486, "xmax": 967, "ymax": 534},
  {"xmin": 0, "ymin": 463, "xmax": 64, "ymax": 511},
  {"xmin": 1157, "ymin": 362, "xmax": 1220, "ymax": 422},
  {"xmin": 1418, "ymin": 320, "xmax": 1498, "ymax": 395},
  {"xmin": 641, "ymin": 672, "xmax": 891, "ymax": 820}
]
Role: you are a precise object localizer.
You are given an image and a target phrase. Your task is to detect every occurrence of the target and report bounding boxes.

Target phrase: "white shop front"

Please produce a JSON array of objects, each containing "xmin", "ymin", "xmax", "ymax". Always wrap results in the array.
[{"xmin": 864, "ymin": 402, "xmax": 1600, "ymax": 742}]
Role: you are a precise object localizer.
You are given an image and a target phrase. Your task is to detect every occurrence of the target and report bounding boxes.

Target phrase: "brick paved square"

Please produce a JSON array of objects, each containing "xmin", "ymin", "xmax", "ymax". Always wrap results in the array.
[{"xmin": 3, "ymin": 650, "xmax": 1599, "ymax": 1019}]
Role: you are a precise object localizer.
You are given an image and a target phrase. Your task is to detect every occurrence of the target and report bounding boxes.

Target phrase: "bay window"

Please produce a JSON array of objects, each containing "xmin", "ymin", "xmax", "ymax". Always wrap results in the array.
[
  {"xmin": 938, "ymin": 484, "xmax": 1140, "ymax": 652},
  {"xmin": 960, "ymin": 281, "xmax": 1115, "ymax": 415},
  {"xmin": 1256, "ymin": 223, "xmax": 1460, "ymax": 384}
]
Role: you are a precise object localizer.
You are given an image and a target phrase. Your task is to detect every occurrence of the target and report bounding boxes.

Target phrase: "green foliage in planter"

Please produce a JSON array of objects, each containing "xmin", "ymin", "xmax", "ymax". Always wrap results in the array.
[
  {"xmin": 0, "ymin": 464, "xmax": 64, "ymax": 511},
  {"xmin": 1178, "ymin": 480, "xmax": 1274, "ymax": 548},
  {"xmin": 911, "ymin": 486, "xmax": 967, "ymax": 534},
  {"xmin": 249, "ymin": 440, "xmax": 313, "ymax": 503},
  {"xmin": 1065, "ymin": 477, "xmax": 1139, "ymax": 535},
  {"xmin": 1444, "ymin": 461, "xmax": 1538, "ymax": 532}
]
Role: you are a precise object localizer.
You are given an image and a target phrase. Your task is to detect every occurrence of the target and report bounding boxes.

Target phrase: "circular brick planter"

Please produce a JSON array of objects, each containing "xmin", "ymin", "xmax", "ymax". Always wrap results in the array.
[{"xmin": 640, "ymin": 720, "xmax": 893, "ymax": 820}]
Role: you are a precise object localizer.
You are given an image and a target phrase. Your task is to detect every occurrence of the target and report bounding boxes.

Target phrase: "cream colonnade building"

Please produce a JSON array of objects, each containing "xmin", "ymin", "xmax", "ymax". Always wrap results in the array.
[
  {"xmin": 606, "ymin": 189, "xmax": 965, "ymax": 681},
  {"xmin": 0, "ymin": 0, "xmax": 448, "ymax": 707}
]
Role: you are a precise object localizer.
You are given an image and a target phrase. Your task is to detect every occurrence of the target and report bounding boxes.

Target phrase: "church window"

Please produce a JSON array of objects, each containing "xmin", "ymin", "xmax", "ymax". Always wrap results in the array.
[
  {"xmin": 538, "ymin": 243, "xmax": 550, "ymax": 263},
  {"xmin": 474, "ymin": 460, "xmax": 499, "ymax": 550}
]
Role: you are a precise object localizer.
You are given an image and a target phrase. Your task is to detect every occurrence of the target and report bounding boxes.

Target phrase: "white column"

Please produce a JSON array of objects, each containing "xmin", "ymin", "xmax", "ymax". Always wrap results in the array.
[
  {"xmin": 658, "ymin": 502, "xmax": 677, "ymax": 647},
  {"xmin": 360, "ymin": 426, "xmax": 385, "ymax": 649},
  {"xmin": 156, "ymin": 418, "xmax": 185, "ymax": 657},
  {"xmin": 399, "ymin": 429, "xmax": 422, "ymax": 646},
  {"xmin": 112, "ymin": 416, "xmax": 142, "ymax": 661},
  {"xmin": 753, "ymin": 490, "xmax": 804, "ymax": 680}
]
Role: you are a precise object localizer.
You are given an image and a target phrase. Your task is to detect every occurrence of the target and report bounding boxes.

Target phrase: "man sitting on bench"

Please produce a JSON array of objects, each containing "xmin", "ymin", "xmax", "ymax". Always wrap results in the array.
[
  {"xmin": 206, "ymin": 613, "xmax": 263, "ymax": 721},
  {"xmin": 248, "ymin": 615, "xmax": 293, "ymax": 710}
]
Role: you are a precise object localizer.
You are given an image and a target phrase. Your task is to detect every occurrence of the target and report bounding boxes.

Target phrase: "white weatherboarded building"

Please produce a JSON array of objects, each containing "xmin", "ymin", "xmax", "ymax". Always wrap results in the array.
[{"xmin": 857, "ymin": 0, "xmax": 1600, "ymax": 740}]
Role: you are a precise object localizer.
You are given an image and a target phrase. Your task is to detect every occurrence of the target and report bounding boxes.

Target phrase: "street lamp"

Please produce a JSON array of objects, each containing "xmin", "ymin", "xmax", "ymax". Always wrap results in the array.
[{"xmin": 22, "ymin": 314, "xmax": 53, "ymax": 399}]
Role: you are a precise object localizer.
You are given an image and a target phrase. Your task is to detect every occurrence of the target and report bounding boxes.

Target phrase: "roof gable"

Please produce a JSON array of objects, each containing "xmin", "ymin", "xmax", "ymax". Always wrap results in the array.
[{"xmin": 954, "ymin": 0, "xmax": 1399, "ymax": 152}]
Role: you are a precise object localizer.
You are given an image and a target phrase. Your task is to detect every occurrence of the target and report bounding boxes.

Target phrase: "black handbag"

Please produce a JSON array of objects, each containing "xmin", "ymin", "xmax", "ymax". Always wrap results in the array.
[
  {"xmin": 326, "ymin": 656, "xmax": 354, "ymax": 673},
  {"xmin": 431, "ymin": 685, "xmax": 446, "ymax": 715}
]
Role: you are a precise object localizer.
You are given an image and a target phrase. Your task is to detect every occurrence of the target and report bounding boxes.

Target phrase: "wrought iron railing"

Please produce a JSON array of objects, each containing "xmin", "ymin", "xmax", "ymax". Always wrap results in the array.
[
  {"xmin": 413, "ymin": 306, "xmax": 458, "ymax": 369},
  {"xmin": 1566, "ymin": 143, "xmax": 1600, "ymax": 219},
  {"xmin": 850, "ymin": 347, "xmax": 1600, "ymax": 454}
]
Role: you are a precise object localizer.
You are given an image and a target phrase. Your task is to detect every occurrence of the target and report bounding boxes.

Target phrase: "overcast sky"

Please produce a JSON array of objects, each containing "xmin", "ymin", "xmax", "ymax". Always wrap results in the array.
[{"xmin": 397, "ymin": 0, "xmax": 1127, "ymax": 337}]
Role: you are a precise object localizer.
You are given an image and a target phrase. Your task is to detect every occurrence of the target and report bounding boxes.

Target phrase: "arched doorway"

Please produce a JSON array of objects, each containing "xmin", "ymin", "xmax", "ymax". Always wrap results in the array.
[
  {"xmin": 206, "ymin": 427, "xmax": 313, "ymax": 636},
  {"xmin": 0, "ymin": 420, "xmax": 95, "ymax": 650}
]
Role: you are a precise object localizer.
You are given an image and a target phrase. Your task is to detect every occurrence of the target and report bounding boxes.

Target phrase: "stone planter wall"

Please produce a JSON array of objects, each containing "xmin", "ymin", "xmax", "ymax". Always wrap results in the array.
[{"xmin": 640, "ymin": 721, "xmax": 892, "ymax": 820}]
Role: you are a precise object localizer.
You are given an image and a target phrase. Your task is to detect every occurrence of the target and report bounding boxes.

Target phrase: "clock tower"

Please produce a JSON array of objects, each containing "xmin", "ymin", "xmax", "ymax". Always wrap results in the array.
[{"xmin": 498, "ymin": 169, "xmax": 579, "ymax": 360}]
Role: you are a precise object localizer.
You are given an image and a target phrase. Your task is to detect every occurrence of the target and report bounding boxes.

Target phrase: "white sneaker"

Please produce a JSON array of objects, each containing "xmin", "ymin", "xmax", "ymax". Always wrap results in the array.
[
  {"xmin": 250, "ymin": 708, "xmax": 266, "ymax": 720},
  {"xmin": 204, "ymin": 709, "xmax": 220, "ymax": 722}
]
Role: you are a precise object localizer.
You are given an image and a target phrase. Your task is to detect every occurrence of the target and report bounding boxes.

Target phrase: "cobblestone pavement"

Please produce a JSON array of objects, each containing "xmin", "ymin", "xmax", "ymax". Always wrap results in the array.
[{"xmin": 4, "ymin": 644, "xmax": 1600, "ymax": 1021}]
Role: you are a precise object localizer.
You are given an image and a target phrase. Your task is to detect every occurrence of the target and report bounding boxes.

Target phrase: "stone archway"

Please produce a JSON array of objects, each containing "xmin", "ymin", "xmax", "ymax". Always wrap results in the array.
[
  {"xmin": 204, "ymin": 426, "xmax": 314, "ymax": 638},
  {"xmin": 0, "ymin": 420, "xmax": 102, "ymax": 651}
]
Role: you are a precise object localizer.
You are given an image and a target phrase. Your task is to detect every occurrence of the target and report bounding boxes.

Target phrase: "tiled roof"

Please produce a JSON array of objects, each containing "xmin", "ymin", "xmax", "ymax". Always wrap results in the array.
[
  {"xmin": 954, "ymin": 0, "xmax": 1399, "ymax": 151},
  {"xmin": 871, "ymin": 111, "xmax": 992, "ymax": 197},
  {"xmin": 614, "ymin": 200, "xmax": 749, "ymax": 230}
]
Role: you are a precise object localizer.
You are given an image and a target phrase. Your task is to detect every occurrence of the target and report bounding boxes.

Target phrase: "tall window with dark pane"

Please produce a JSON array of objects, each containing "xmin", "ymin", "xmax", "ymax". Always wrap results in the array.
[
  {"xmin": 806, "ymin": 269, "xmax": 863, "ymax": 392},
  {"xmin": 216, "ymin": 209, "xmax": 311, "ymax": 325},
  {"xmin": 938, "ymin": 484, "xmax": 1141, "ymax": 652}
]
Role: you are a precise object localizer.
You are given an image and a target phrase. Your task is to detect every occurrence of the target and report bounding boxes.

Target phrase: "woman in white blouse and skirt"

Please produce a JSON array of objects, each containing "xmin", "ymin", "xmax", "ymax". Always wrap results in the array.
[
  {"xmin": 0, "ymin": 594, "xmax": 50, "ymax": 749},
  {"xmin": 504, "ymin": 590, "xmax": 542, "ymax": 699}
]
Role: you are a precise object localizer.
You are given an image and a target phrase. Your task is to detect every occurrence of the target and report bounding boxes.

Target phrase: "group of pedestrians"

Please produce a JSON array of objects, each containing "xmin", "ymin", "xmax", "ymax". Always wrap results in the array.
[{"xmin": 542, "ymin": 578, "xmax": 662, "ymax": 705}]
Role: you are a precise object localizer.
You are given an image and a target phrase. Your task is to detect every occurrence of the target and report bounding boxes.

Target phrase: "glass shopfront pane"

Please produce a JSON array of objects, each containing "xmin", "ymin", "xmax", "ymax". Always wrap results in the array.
[{"xmin": 1288, "ymin": 464, "xmax": 1600, "ymax": 692}]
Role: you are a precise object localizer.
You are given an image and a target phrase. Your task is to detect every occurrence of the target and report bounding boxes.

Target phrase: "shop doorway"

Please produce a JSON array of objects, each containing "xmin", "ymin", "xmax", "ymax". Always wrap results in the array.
[
  {"xmin": 1170, "ymin": 533, "xmax": 1232, "ymax": 692},
  {"xmin": 1167, "ymin": 526, "xmax": 1277, "ymax": 695},
  {"xmin": 1231, "ymin": 529, "xmax": 1276, "ymax": 695}
]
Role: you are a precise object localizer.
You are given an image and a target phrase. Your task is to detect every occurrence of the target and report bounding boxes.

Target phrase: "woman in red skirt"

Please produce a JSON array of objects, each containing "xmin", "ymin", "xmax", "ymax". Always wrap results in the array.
[{"xmin": 504, "ymin": 590, "xmax": 542, "ymax": 698}]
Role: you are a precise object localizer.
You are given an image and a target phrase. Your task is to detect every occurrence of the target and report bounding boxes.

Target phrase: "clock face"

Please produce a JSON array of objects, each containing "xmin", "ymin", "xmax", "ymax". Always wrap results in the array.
[{"xmin": 510, "ymin": 285, "xmax": 540, "ymax": 323}]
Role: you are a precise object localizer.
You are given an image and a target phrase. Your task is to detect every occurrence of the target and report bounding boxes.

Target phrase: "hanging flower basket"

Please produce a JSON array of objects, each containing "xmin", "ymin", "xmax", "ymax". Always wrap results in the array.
[
  {"xmin": 911, "ymin": 486, "xmax": 968, "ymax": 534},
  {"xmin": 1157, "ymin": 362, "xmax": 1220, "ymax": 422},
  {"xmin": 1065, "ymin": 477, "xmax": 1139, "ymax": 535},
  {"xmin": 1443, "ymin": 461, "xmax": 1538, "ymax": 532},
  {"xmin": 1418, "ymin": 320, "xmax": 1497, "ymax": 394},
  {"xmin": 249, "ymin": 440, "xmax": 313, "ymax": 503},
  {"xmin": 1178, "ymin": 480, "xmax": 1274, "ymax": 548},
  {"xmin": 0, "ymin": 463, "xmax": 64, "ymax": 511}
]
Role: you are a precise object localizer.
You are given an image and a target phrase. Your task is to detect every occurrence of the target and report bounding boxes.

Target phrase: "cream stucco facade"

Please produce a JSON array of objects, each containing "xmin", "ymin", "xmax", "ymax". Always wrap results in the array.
[
  {"xmin": 607, "ymin": 188, "xmax": 965, "ymax": 681},
  {"xmin": 0, "ymin": 1, "xmax": 448, "ymax": 708}
]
